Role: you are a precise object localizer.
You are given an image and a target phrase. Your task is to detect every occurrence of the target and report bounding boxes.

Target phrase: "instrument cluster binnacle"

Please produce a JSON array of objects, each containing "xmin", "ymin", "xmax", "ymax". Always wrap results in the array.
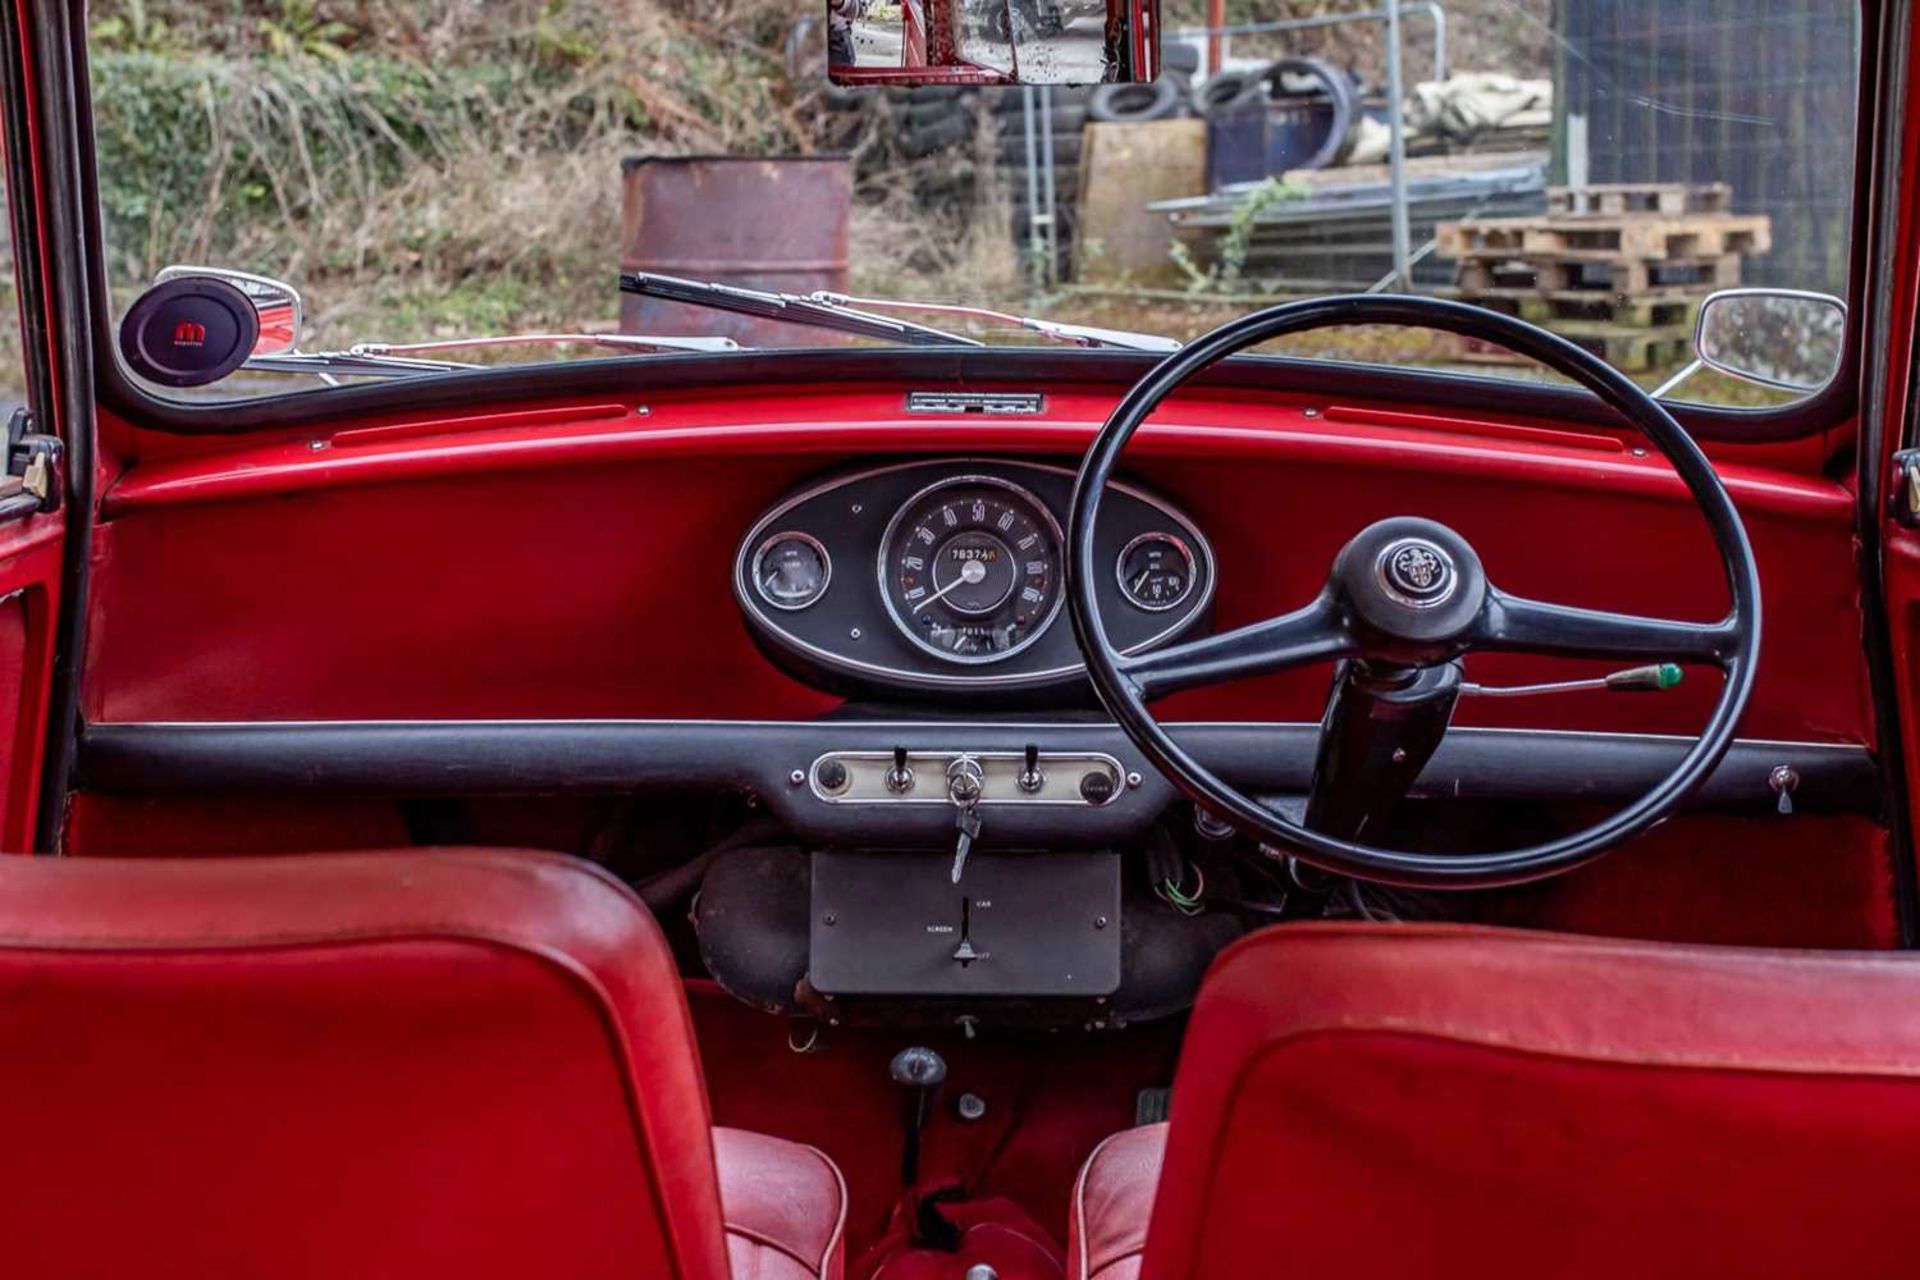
[{"xmin": 734, "ymin": 459, "xmax": 1215, "ymax": 697}]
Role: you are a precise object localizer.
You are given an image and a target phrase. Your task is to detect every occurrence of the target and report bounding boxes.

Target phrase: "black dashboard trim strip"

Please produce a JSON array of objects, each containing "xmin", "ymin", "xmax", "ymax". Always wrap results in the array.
[{"xmin": 78, "ymin": 720, "xmax": 1878, "ymax": 837}]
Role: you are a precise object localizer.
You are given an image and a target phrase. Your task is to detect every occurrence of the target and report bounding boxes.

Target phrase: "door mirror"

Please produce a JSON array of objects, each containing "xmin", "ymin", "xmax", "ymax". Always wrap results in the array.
[
  {"xmin": 827, "ymin": 0, "xmax": 1152, "ymax": 85},
  {"xmin": 154, "ymin": 266, "xmax": 304, "ymax": 357},
  {"xmin": 1694, "ymin": 288, "xmax": 1845, "ymax": 394}
]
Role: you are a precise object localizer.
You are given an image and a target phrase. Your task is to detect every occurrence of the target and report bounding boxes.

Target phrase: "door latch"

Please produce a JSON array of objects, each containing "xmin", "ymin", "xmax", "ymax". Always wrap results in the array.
[
  {"xmin": 3, "ymin": 407, "xmax": 63, "ymax": 515},
  {"xmin": 1892, "ymin": 448, "xmax": 1920, "ymax": 528}
]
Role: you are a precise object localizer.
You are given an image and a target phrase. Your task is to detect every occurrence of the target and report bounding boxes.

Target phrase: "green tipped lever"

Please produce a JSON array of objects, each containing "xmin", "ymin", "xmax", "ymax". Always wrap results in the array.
[{"xmin": 1605, "ymin": 662, "xmax": 1686, "ymax": 692}]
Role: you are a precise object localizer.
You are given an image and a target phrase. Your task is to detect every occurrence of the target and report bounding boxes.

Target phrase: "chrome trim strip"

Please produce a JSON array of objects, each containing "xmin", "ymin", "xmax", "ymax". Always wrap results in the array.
[{"xmin": 905, "ymin": 391, "xmax": 1045, "ymax": 415}]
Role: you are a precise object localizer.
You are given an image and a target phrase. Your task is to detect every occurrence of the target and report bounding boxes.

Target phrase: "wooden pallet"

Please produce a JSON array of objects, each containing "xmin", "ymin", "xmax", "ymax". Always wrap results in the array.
[
  {"xmin": 1448, "ymin": 321, "xmax": 1695, "ymax": 373},
  {"xmin": 1547, "ymin": 183, "xmax": 1732, "ymax": 217},
  {"xmin": 1437, "ymin": 212, "xmax": 1770, "ymax": 261},
  {"xmin": 1457, "ymin": 287, "xmax": 1708, "ymax": 329},
  {"xmin": 1454, "ymin": 252, "xmax": 1742, "ymax": 296}
]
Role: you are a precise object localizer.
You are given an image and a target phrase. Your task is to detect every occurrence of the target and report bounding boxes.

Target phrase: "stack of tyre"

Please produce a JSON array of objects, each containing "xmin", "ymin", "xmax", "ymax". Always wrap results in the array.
[
  {"xmin": 839, "ymin": 46, "xmax": 1204, "ymax": 278},
  {"xmin": 1188, "ymin": 57, "xmax": 1363, "ymax": 178},
  {"xmin": 815, "ymin": 84, "xmax": 985, "ymax": 246},
  {"xmin": 998, "ymin": 40, "xmax": 1200, "ymax": 276},
  {"xmin": 814, "ymin": 80, "xmax": 981, "ymax": 163},
  {"xmin": 989, "ymin": 84, "xmax": 1089, "ymax": 276},
  {"xmin": 894, "ymin": 84, "xmax": 977, "ymax": 159}
]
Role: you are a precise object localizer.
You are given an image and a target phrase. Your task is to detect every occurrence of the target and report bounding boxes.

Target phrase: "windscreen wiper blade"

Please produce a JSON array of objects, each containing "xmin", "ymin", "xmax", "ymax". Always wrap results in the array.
[
  {"xmin": 812, "ymin": 293, "xmax": 1182, "ymax": 353},
  {"xmin": 620, "ymin": 272, "xmax": 982, "ymax": 348}
]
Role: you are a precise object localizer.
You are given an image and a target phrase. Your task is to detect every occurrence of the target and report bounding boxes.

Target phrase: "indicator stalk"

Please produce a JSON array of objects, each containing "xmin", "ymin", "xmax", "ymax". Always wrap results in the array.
[{"xmin": 1461, "ymin": 662, "xmax": 1685, "ymax": 699}]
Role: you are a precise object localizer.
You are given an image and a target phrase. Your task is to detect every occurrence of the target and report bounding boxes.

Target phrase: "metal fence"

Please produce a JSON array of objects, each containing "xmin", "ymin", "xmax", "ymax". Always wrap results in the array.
[{"xmin": 1553, "ymin": 0, "xmax": 1859, "ymax": 293}]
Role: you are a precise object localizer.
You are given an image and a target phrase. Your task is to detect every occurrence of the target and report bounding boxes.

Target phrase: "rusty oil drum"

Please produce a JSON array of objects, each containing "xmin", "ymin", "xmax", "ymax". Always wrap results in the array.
[{"xmin": 620, "ymin": 155, "xmax": 853, "ymax": 347}]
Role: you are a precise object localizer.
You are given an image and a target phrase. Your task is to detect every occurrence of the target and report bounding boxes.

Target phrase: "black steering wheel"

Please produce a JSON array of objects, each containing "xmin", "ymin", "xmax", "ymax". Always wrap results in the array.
[{"xmin": 1066, "ymin": 296, "xmax": 1760, "ymax": 889}]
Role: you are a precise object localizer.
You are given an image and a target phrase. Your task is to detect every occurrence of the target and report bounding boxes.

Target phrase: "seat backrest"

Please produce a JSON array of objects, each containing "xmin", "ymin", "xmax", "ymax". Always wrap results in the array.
[
  {"xmin": 1144, "ymin": 923, "xmax": 1920, "ymax": 1280},
  {"xmin": 0, "ymin": 848, "xmax": 732, "ymax": 1280}
]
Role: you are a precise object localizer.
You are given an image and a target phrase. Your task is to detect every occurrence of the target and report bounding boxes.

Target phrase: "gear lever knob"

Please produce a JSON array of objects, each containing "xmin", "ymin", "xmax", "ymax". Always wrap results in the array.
[
  {"xmin": 889, "ymin": 1045, "xmax": 948, "ymax": 1188},
  {"xmin": 890, "ymin": 1044, "xmax": 948, "ymax": 1091}
]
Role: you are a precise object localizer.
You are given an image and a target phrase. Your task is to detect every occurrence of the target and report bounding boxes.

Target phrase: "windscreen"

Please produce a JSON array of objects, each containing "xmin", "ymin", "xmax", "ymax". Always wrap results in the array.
[{"xmin": 85, "ymin": 0, "xmax": 1859, "ymax": 412}]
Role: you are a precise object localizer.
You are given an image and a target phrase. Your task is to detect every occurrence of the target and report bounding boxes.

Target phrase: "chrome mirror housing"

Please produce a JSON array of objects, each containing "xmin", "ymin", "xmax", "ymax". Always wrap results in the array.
[
  {"xmin": 154, "ymin": 265, "xmax": 305, "ymax": 357},
  {"xmin": 1692, "ymin": 287, "xmax": 1846, "ymax": 393}
]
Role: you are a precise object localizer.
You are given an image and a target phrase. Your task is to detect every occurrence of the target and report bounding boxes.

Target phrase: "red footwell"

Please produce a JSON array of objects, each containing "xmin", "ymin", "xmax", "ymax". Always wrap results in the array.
[
  {"xmin": 862, "ymin": 1195, "xmax": 1065, "ymax": 1280},
  {"xmin": 686, "ymin": 982, "xmax": 1180, "ymax": 1270}
]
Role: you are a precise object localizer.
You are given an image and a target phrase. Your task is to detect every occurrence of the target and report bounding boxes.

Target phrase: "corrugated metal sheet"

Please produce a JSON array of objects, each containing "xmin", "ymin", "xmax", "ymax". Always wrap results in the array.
[
  {"xmin": 1553, "ymin": 0, "xmax": 1858, "ymax": 292},
  {"xmin": 1152, "ymin": 161, "xmax": 1548, "ymax": 290}
]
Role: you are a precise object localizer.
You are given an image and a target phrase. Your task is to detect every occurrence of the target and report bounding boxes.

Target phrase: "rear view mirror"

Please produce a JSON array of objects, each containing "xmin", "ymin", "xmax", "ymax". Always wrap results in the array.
[
  {"xmin": 827, "ymin": 0, "xmax": 1154, "ymax": 85},
  {"xmin": 155, "ymin": 265, "xmax": 305, "ymax": 358},
  {"xmin": 1693, "ymin": 288, "xmax": 1845, "ymax": 394},
  {"xmin": 121, "ymin": 267, "xmax": 306, "ymax": 389}
]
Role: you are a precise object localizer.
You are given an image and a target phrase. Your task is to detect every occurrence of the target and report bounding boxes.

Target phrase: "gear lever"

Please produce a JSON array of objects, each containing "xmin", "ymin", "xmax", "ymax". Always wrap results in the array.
[{"xmin": 889, "ymin": 1045, "xmax": 948, "ymax": 1188}]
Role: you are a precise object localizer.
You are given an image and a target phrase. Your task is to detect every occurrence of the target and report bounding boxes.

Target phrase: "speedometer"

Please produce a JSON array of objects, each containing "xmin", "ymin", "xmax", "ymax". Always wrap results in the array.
[{"xmin": 879, "ymin": 475, "xmax": 1064, "ymax": 664}]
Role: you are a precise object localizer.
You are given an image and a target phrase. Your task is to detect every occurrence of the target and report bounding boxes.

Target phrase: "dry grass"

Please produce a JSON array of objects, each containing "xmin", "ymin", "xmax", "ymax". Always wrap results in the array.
[{"xmin": 848, "ymin": 184, "xmax": 1025, "ymax": 306}]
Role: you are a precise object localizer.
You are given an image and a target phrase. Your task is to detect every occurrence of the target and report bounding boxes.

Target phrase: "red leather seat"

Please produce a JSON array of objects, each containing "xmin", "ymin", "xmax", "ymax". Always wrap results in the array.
[
  {"xmin": 1071, "ymin": 923, "xmax": 1920, "ymax": 1279},
  {"xmin": 0, "ymin": 848, "xmax": 844, "ymax": 1280}
]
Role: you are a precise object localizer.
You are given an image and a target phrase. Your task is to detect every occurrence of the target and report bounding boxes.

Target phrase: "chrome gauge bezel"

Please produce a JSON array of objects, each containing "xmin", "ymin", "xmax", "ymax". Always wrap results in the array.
[
  {"xmin": 876, "ymin": 474, "xmax": 1068, "ymax": 666},
  {"xmin": 751, "ymin": 530, "xmax": 833, "ymax": 611},
  {"xmin": 1114, "ymin": 531, "xmax": 1199, "ymax": 613}
]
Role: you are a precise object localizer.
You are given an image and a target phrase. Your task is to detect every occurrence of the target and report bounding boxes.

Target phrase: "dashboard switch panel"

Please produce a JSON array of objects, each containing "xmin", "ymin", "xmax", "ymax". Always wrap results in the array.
[{"xmin": 811, "ymin": 750, "xmax": 1124, "ymax": 806}]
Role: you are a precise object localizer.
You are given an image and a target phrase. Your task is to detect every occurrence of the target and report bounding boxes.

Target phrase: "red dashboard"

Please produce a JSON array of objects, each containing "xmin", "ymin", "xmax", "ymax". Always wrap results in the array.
[{"xmin": 83, "ymin": 377, "xmax": 1868, "ymax": 744}]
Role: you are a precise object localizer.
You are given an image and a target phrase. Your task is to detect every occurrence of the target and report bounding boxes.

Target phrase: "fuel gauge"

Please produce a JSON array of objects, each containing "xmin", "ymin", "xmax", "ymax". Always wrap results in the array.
[
  {"xmin": 1117, "ymin": 533, "xmax": 1196, "ymax": 612},
  {"xmin": 753, "ymin": 532, "xmax": 831, "ymax": 610}
]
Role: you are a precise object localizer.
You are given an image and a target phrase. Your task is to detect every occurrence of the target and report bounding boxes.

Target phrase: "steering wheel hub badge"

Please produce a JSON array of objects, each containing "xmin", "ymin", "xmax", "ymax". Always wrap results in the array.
[{"xmin": 1378, "ymin": 538, "xmax": 1456, "ymax": 609}]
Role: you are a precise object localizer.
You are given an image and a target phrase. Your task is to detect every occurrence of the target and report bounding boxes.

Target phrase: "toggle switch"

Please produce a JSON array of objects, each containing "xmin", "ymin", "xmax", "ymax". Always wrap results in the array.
[
  {"xmin": 1018, "ymin": 743, "xmax": 1046, "ymax": 794},
  {"xmin": 886, "ymin": 745, "xmax": 915, "ymax": 793}
]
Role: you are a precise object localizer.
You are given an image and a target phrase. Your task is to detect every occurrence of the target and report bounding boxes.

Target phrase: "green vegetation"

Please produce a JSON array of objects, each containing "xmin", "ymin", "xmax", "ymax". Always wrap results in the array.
[
  {"xmin": 85, "ymin": 0, "xmax": 832, "ymax": 349},
  {"xmin": 1167, "ymin": 177, "xmax": 1307, "ymax": 293}
]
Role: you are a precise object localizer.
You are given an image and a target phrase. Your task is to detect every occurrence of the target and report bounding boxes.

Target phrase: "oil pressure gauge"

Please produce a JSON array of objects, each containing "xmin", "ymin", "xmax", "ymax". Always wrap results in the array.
[{"xmin": 1117, "ymin": 532, "xmax": 1196, "ymax": 612}]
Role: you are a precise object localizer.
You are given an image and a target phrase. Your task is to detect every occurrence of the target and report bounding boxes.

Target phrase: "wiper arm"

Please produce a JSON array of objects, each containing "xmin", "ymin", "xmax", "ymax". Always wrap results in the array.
[
  {"xmin": 349, "ymin": 333, "xmax": 740, "ymax": 357},
  {"xmin": 243, "ymin": 350, "xmax": 482, "ymax": 380},
  {"xmin": 244, "ymin": 332, "xmax": 741, "ymax": 382},
  {"xmin": 812, "ymin": 293, "xmax": 1182, "ymax": 353},
  {"xmin": 621, "ymin": 272, "xmax": 982, "ymax": 348}
]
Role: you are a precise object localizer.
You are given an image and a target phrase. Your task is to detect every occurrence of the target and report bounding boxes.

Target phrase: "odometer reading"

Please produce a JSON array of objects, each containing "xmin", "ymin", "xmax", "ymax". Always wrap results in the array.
[{"xmin": 880, "ymin": 476, "xmax": 1064, "ymax": 664}]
